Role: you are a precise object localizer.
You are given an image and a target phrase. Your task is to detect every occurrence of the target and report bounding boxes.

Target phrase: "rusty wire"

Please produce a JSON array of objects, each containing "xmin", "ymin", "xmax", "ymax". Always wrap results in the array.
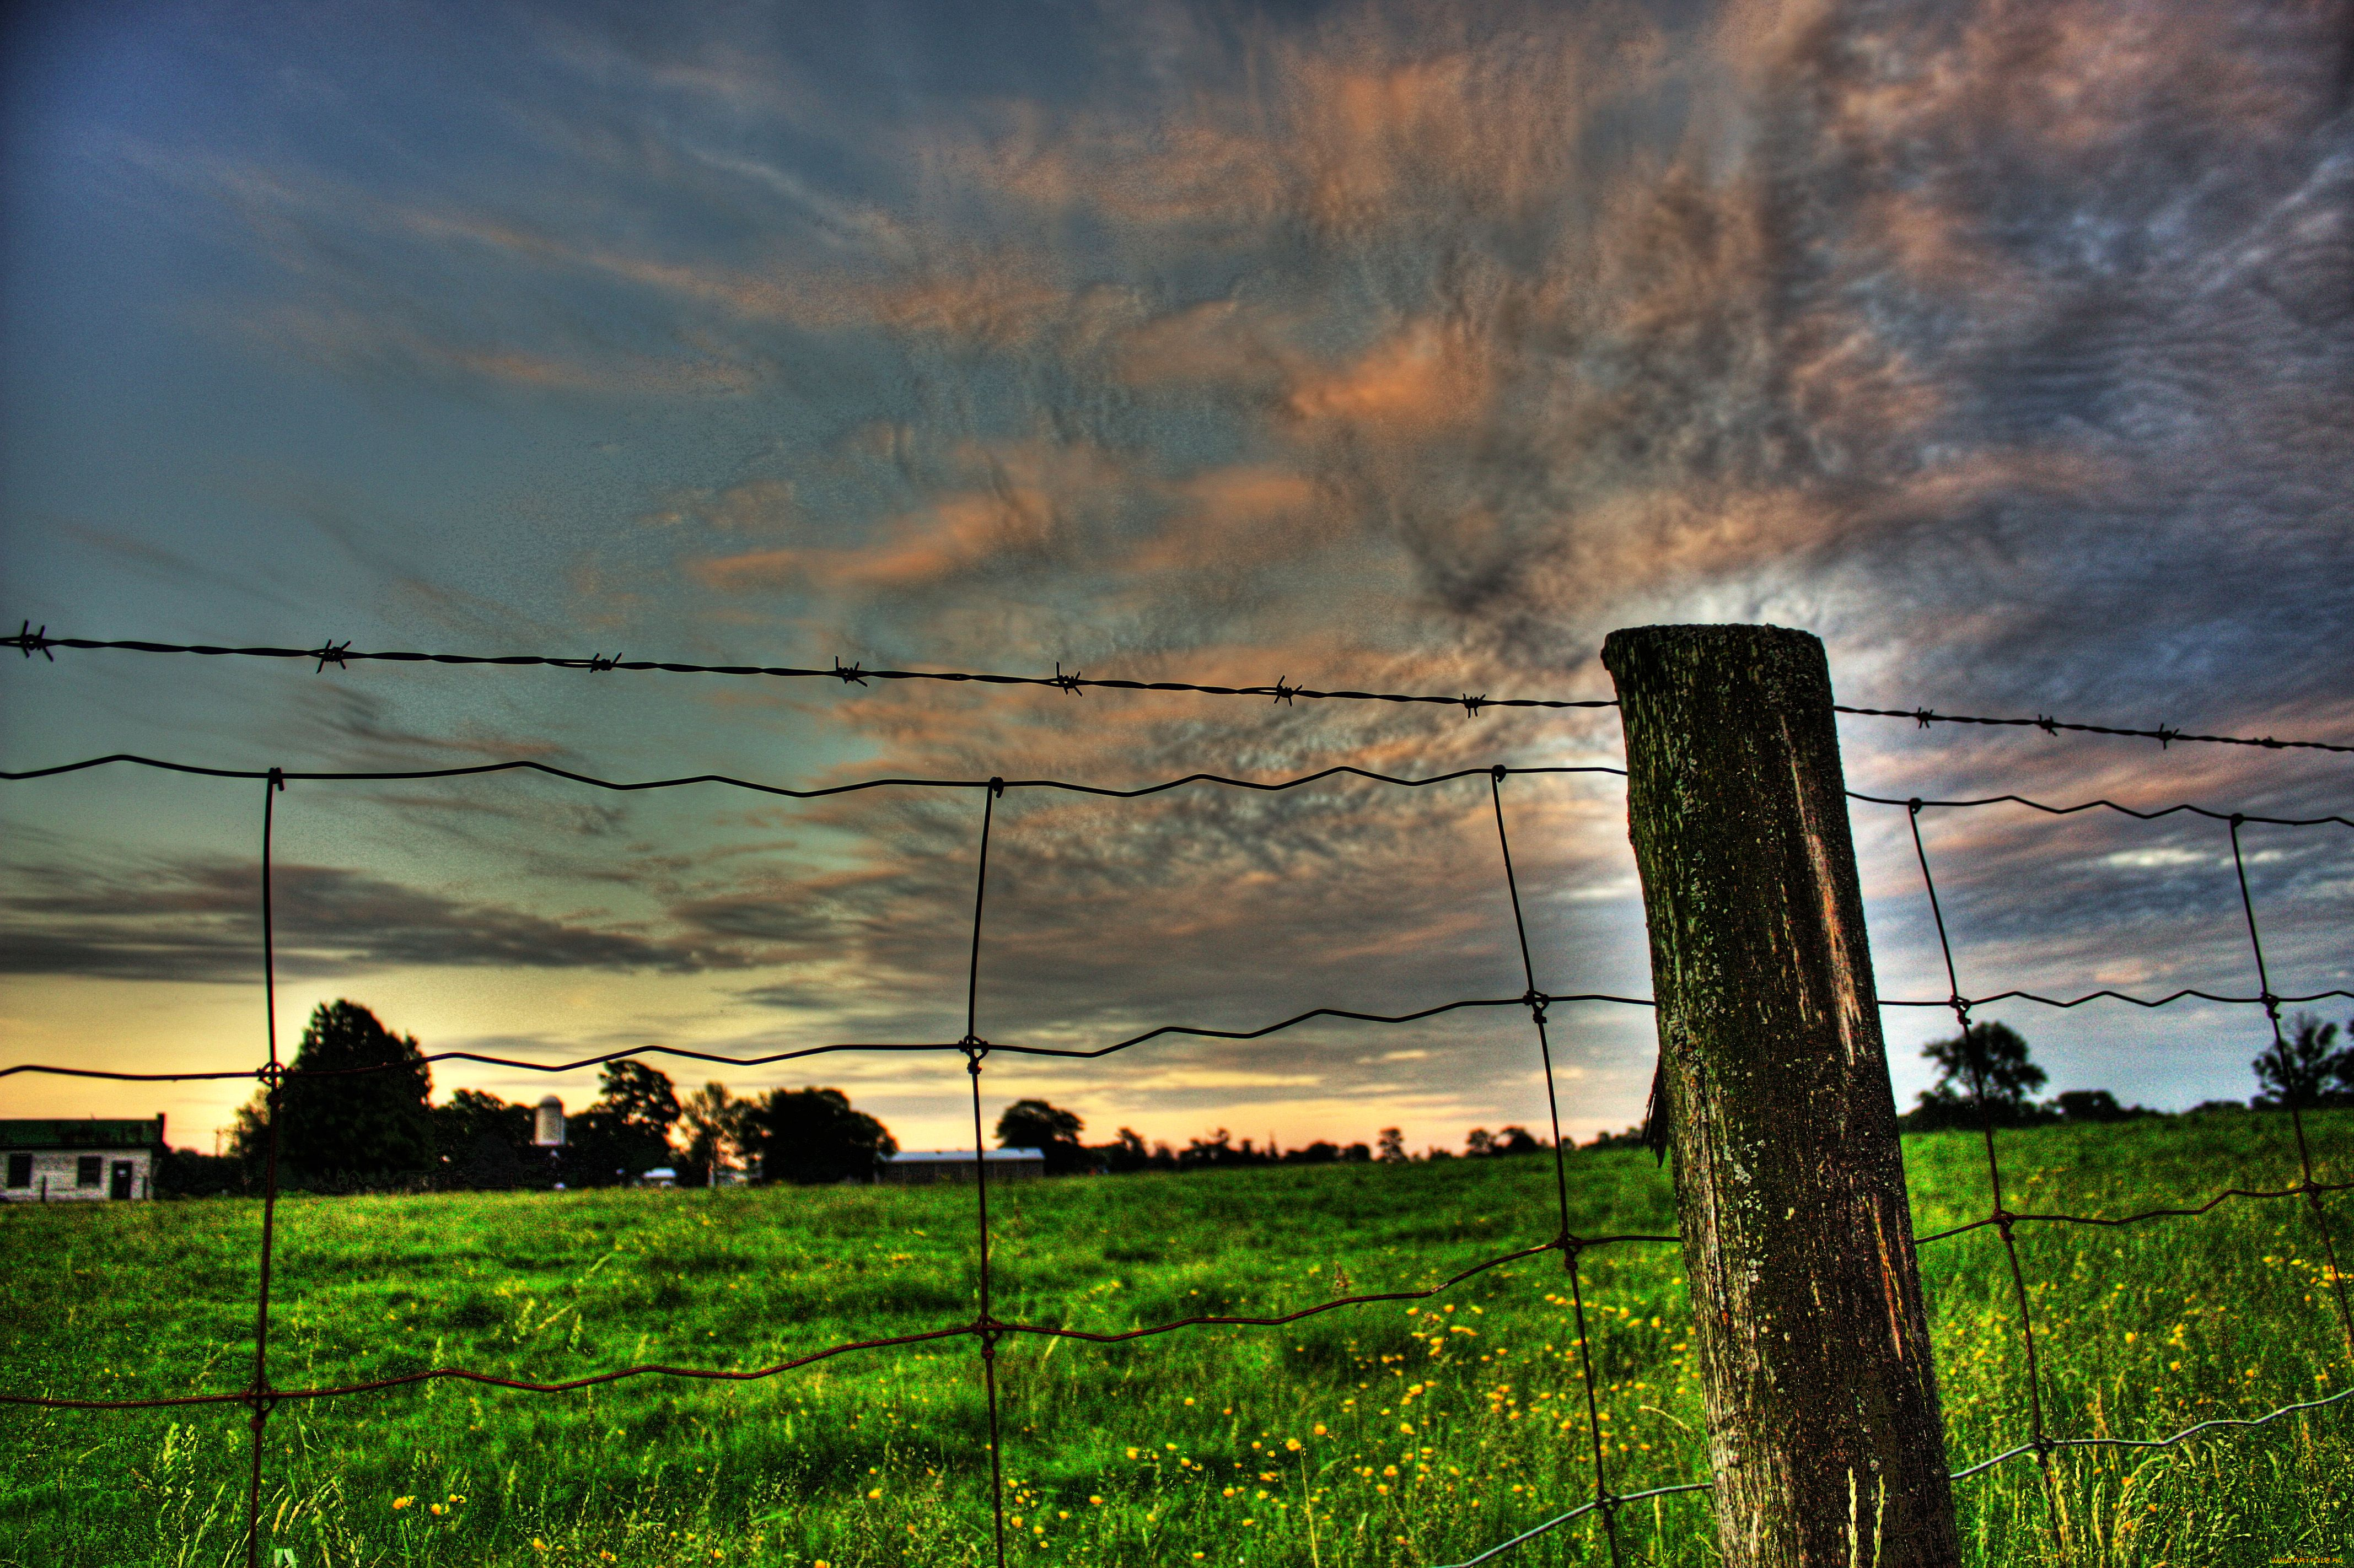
[
  {"xmin": 9, "ymin": 619, "xmax": 2354, "ymax": 751},
  {"xmin": 1, "ymin": 742, "xmax": 2349, "ymax": 1563}
]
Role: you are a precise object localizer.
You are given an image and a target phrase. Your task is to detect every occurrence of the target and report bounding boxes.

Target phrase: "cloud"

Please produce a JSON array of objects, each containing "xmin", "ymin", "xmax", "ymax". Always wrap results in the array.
[
  {"xmin": 0, "ymin": 856, "xmax": 744, "ymax": 983},
  {"xmin": 29, "ymin": 0, "xmax": 2352, "ymax": 1140}
]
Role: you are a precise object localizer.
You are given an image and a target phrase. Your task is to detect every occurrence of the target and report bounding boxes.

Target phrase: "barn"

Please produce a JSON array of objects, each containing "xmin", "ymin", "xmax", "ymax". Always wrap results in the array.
[
  {"xmin": 1, "ymin": 1117, "xmax": 168, "ymax": 1202},
  {"xmin": 878, "ymin": 1147, "xmax": 1046, "ymax": 1186}
]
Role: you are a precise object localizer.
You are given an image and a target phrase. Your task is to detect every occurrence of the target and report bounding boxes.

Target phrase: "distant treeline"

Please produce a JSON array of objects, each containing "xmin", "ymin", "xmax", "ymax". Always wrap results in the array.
[{"xmin": 153, "ymin": 1001, "xmax": 2354, "ymax": 1197}]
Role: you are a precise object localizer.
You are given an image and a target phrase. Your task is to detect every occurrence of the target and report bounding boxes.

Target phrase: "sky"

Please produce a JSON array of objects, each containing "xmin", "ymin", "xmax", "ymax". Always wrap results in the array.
[{"xmin": 2, "ymin": 0, "xmax": 2349, "ymax": 1159}]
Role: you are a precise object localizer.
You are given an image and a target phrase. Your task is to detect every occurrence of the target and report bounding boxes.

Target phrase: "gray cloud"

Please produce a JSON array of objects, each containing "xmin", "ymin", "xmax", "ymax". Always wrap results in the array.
[
  {"xmin": 0, "ymin": 855, "xmax": 743, "ymax": 982},
  {"xmin": 9, "ymin": 0, "xmax": 2348, "ymax": 1141}
]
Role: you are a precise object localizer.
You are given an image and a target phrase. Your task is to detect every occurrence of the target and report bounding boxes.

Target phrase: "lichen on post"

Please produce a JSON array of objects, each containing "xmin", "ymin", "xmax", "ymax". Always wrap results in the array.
[{"xmin": 1603, "ymin": 623, "xmax": 1959, "ymax": 1567}]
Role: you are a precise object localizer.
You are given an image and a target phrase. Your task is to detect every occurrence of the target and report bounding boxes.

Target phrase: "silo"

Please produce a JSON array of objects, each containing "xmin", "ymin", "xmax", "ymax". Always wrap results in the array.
[{"xmin": 534, "ymin": 1095, "xmax": 566, "ymax": 1147}]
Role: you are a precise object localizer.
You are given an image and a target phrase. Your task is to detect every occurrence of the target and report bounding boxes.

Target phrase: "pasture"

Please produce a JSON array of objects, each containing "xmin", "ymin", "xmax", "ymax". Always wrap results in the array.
[{"xmin": 4, "ymin": 1112, "xmax": 2350, "ymax": 1567}]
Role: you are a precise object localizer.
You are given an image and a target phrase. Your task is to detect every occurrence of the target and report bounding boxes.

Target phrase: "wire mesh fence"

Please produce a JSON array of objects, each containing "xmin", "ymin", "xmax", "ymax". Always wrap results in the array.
[{"xmin": 2, "ymin": 632, "xmax": 2350, "ymax": 1565}]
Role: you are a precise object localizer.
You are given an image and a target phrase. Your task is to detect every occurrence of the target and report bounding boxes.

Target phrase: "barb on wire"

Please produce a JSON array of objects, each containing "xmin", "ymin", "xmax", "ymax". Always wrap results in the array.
[
  {"xmin": 14, "ymin": 623, "xmax": 2354, "ymax": 748},
  {"xmin": 0, "ymin": 628, "xmax": 1617, "ymax": 712},
  {"xmin": 7, "ymin": 643, "xmax": 2351, "ymax": 1565},
  {"xmin": 1835, "ymin": 702, "xmax": 2353, "ymax": 756}
]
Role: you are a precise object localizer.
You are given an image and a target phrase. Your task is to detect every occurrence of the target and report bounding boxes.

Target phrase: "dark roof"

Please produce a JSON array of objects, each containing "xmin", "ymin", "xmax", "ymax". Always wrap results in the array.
[{"xmin": 0, "ymin": 1119, "xmax": 165, "ymax": 1150}]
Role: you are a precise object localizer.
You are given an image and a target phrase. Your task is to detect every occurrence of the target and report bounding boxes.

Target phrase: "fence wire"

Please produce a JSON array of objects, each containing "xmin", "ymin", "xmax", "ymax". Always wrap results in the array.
[
  {"xmin": 10, "ymin": 620, "xmax": 2353, "ymax": 752},
  {"xmin": 2, "ymin": 704, "xmax": 2350, "ymax": 1563}
]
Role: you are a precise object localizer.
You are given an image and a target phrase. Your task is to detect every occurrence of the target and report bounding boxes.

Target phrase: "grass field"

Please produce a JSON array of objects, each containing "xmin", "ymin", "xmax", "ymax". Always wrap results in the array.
[{"xmin": 6, "ymin": 1112, "xmax": 2350, "ymax": 1567}]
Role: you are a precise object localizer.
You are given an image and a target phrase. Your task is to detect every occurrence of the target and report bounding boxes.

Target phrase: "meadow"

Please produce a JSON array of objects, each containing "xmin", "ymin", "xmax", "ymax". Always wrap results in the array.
[{"xmin": 4, "ymin": 1112, "xmax": 2350, "ymax": 1568}]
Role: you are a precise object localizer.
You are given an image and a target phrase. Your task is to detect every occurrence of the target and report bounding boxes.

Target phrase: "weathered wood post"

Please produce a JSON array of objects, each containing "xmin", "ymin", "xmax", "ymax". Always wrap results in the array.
[{"xmin": 1601, "ymin": 624, "xmax": 1958, "ymax": 1567}]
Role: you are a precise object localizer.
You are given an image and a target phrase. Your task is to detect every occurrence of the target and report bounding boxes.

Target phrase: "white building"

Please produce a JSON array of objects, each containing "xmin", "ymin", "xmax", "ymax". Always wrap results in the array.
[
  {"xmin": 879, "ymin": 1147, "xmax": 1046, "ymax": 1186},
  {"xmin": 1, "ymin": 1117, "xmax": 167, "ymax": 1202}
]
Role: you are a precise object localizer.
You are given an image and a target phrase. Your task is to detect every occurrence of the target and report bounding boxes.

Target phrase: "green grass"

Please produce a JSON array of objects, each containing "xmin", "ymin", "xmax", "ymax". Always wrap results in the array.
[{"xmin": 4, "ymin": 1113, "xmax": 2350, "ymax": 1567}]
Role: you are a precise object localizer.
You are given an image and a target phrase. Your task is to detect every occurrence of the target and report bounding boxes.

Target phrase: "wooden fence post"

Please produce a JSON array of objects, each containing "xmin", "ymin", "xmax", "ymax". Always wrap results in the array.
[{"xmin": 1601, "ymin": 624, "xmax": 1959, "ymax": 1567}]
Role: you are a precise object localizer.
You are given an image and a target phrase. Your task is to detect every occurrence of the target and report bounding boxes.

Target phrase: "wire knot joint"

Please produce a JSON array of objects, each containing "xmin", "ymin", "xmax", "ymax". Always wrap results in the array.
[
  {"xmin": 313, "ymin": 640, "xmax": 350, "ymax": 673},
  {"xmin": 1049, "ymin": 661, "xmax": 1084, "ymax": 695},
  {"xmin": 1459, "ymin": 692, "xmax": 1487, "ymax": 718},
  {"xmin": 1270, "ymin": 676, "xmax": 1297, "ymax": 707},
  {"xmin": 10, "ymin": 621, "xmax": 55, "ymax": 660},
  {"xmin": 587, "ymin": 652, "xmax": 620, "ymax": 673},
  {"xmin": 832, "ymin": 658, "xmax": 867, "ymax": 686}
]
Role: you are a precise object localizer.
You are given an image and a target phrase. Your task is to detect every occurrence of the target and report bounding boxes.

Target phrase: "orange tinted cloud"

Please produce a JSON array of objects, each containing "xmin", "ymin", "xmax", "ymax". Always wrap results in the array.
[
  {"xmin": 1286, "ymin": 319, "xmax": 1491, "ymax": 435},
  {"xmin": 689, "ymin": 440, "xmax": 1132, "ymax": 595}
]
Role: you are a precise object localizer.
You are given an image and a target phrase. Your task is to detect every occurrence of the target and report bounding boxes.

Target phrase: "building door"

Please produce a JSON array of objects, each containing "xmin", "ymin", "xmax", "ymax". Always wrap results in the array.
[{"xmin": 110, "ymin": 1161, "xmax": 135, "ymax": 1200}]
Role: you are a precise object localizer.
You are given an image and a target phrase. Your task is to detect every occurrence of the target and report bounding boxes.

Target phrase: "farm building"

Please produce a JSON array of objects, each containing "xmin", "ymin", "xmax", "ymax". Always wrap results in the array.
[
  {"xmin": 879, "ymin": 1147, "xmax": 1046, "ymax": 1186},
  {"xmin": 1, "ymin": 1117, "xmax": 168, "ymax": 1202}
]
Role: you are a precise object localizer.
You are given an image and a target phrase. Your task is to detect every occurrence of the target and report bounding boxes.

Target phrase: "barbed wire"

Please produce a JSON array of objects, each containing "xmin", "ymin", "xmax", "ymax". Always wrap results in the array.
[
  {"xmin": 2, "ymin": 735, "xmax": 2348, "ymax": 1563},
  {"xmin": 10, "ymin": 621, "xmax": 2352, "ymax": 752}
]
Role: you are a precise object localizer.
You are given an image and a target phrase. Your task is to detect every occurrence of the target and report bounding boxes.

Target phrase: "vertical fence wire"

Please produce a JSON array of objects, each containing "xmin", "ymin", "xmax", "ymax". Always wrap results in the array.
[
  {"xmin": 244, "ymin": 767, "xmax": 287, "ymax": 1568},
  {"xmin": 1488, "ymin": 769, "xmax": 1622, "ymax": 1564},
  {"xmin": 1905, "ymin": 800, "xmax": 2063, "ymax": 1541},
  {"xmin": 2228, "ymin": 816, "xmax": 2354, "ymax": 1365},
  {"xmin": 963, "ymin": 779, "xmax": 1008, "ymax": 1568}
]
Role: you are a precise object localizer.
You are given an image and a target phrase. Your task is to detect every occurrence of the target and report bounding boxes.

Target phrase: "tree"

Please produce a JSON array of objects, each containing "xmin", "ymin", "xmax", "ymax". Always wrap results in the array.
[
  {"xmin": 233, "ymin": 1001, "xmax": 434, "ymax": 1187},
  {"xmin": 560, "ymin": 1061, "xmax": 684, "ymax": 1186},
  {"xmin": 996, "ymin": 1098, "xmax": 1090, "ymax": 1174},
  {"xmin": 1089, "ymin": 1127, "xmax": 1170, "ymax": 1174},
  {"xmin": 433, "ymin": 1089, "xmax": 534, "ymax": 1189},
  {"xmin": 1375, "ymin": 1127, "xmax": 1406, "ymax": 1163},
  {"xmin": 2253, "ymin": 1012, "xmax": 2352, "ymax": 1108},
  {"xmin": 1179, "ymin": 1129, "xmax": 1236, "ymax": 1168},
  {"xmin": 676, "ymin": 1082, "xmax": 755, "ymax": 1187},
  {"xmin": 1464, "ymin": 1128, "xmax": 1495, "ymax": 1157},
  {"xmin": 746, "ymin": 1087, "xmax": 897, "ymax": 1184},
  {"xmin": 1911, "ymin": 1021, "xmax": 2046, "ymax": 1128},
  {"xmin": 598, "ymin": 1060, "xmax": 682, "ymax": 1143},
  {"xmin": 1491, "ymin": 1125, "xmax": 1543, "ymax": 1156},
  {"xmin": 2052, "ymin": 1090, "xmax": 2133, "ymax": 1124}
]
